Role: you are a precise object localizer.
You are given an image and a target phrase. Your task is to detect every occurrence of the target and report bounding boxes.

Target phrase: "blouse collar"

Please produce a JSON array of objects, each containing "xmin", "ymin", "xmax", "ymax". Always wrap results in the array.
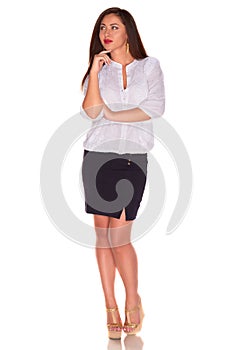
[{"xmin": 109, "ymin": 59, "xmax": 138, "ymax": 70}]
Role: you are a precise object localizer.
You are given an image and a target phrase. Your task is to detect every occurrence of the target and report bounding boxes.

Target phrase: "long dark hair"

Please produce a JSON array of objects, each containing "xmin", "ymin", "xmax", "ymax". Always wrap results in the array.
[{"xmin": 81, "ymin": 7, "xmax": 148, "ymax": 88}]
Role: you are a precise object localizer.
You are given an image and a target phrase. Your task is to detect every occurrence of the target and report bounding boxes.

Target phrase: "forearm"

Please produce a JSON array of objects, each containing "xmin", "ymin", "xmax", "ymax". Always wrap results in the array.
[
  {"xmin": 104, "ymin": 105, "xmax": 150, "ymax": 122},
  {"xmin": 82, "ymin": 73, "xmax": 104, "ymax": 119}
]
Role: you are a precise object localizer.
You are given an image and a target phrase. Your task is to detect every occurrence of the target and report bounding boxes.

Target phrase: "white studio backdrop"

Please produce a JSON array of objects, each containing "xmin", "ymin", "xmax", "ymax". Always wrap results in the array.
[{"xmin": 0, "ymin": 0, "xmax": 234, "ymax": 349}]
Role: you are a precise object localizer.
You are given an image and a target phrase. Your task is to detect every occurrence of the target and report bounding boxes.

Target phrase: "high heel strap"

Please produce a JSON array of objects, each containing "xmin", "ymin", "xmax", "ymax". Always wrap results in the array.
[
  {"xmin": 124, "ymin": 299, "xmax": 144, "ymax": 335},
  {"xmin": 106, "ymin": 306, "xmax": 120, "ymax": 325},
  {"xmin": 125, "ymin": 299, "xmax": 141, "ymax": 323},
  {"xmin": 106, "ymin": 306, "xmax": 122, "ymax": 340}
]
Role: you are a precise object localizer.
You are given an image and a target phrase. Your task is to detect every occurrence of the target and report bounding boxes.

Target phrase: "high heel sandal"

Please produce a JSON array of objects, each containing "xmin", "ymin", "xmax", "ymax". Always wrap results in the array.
[
  {"xmin": 106, "ymin": 306, "xmax": 122, "ymax": 340},
  {"xmin": 123, "ymin": 299, "xmax": 144, "ymax": 335}
]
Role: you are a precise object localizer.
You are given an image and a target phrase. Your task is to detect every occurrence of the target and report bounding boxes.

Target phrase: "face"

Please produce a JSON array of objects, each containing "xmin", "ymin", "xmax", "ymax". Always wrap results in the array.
[{"xmin": 99, "ymin": 14, "xmax": 128, "ymax": 53}]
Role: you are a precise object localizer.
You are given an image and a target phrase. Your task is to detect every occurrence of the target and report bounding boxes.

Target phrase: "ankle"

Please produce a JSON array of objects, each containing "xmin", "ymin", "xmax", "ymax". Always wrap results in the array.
[
  {"xmin": 125, "ymin": 294, "xmax": 140, "ymax": 309},
  {"xmin": 106, "ymin": 302, "xmax": 118, "ymax": 310},
  {"xmin": 105, "ymin": 298, "xmax": 118, "ymax": 309}
]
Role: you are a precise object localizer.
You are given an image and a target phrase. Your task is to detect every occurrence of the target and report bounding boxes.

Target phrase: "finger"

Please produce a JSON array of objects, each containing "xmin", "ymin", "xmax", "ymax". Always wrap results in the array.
[
  {"xmin": 103, "ymin": 53, "xmax": 112, "ymax": 63},
  {"xmin": 99, "ymin": 55, "xmax": 111, "ymax": 65},
  {"xmin": 99, "ymin": 56, "xmax": 108, "ymax": 64},
  {"xmin": 95, "ymin": 52, "xmax": 110, "ymax": 59},
  {"xmin": 100, "ymin": 50, "xmax": 111, "ymax": 54}
]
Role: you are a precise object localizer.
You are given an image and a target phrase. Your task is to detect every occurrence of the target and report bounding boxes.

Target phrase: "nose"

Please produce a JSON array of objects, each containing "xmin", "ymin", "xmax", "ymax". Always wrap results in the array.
[{"xmin": 104, "ymin": 28, "xmax": 111, "ymax": 36}]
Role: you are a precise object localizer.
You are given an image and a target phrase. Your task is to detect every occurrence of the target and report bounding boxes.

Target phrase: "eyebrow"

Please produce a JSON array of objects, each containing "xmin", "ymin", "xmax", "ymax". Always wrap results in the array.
[{"xmin": 100, "ymin": 22, "xmax": 120, "ymax": 26}]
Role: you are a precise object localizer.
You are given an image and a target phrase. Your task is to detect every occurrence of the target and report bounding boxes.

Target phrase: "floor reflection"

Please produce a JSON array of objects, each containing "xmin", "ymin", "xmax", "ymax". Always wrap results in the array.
[
  {"xmin": 107, "ymin": 339, "xmax": 122, "ymax": 350},
  {"xmin": 124, "ymin": 335, "xmax": 144, "ymax": 350},
  {"xmin": 107, "ymin": 335, "xmax": 144, "ymax": 350}
]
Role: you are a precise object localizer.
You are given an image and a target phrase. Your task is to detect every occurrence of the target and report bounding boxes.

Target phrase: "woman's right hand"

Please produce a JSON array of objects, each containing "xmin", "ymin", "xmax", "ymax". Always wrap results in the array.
[{"xmin": 90, "ymin": 50, "xmax": 111, "ymax": 74}]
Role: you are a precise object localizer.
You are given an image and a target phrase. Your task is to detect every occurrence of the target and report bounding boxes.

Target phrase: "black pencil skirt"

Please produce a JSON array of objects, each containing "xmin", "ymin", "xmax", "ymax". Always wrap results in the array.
[{"xmin": 82, "ymin": 150, "xmax": 147, "ymax": 221}]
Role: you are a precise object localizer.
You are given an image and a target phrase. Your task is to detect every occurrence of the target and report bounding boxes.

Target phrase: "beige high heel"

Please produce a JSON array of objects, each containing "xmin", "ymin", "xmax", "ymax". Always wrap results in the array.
[
  {"xmin": 123, "ymin": 299, "xmax": 144, "ymax": 335},
  {"xmin": 106, "ymin": 306, "xmax": 122, "ymax": 340}
]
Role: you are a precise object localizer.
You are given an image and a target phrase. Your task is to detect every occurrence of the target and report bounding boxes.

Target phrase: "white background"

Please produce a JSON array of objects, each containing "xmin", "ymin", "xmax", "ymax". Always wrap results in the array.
[{"xmin": 1, "ymin": 0, "xmax": 234, "ymax": 349}]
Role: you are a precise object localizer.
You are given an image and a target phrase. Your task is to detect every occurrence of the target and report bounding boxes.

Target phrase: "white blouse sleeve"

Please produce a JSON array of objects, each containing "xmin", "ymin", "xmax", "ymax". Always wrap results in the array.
[
  {"xmin": 138, "ymin": 57, "xmax": 165, "ymax": 119},
  {"xmin": 80, "ymin": 76, "xmax": 104, "ymax": 121}
]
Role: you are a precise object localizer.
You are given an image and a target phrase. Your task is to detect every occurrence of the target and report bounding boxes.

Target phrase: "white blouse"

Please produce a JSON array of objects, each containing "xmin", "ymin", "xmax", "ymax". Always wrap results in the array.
[{"xmin": 80, "ymin": 56, "xmax": 165, "ymax": 154}]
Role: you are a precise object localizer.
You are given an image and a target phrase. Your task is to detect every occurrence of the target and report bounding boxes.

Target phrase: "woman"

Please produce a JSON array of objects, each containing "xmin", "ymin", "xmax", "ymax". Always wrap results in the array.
[{"xmin": 81, "ymin": 7, "xmax": 165, "ymax": 340}]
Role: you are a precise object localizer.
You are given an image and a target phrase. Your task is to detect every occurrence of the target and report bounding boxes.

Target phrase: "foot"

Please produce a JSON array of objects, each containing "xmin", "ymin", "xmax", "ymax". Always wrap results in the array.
[
  {"xmin": 123, "ymin": 298, "xmax": 144, "ymax": 335},
  {"xmin": 106, "ymin": 306, "xmax": 122, "ymax": 328},
  {"xmin": 106, "ymin": 306, "xmax": 122, "ymax": 340}
]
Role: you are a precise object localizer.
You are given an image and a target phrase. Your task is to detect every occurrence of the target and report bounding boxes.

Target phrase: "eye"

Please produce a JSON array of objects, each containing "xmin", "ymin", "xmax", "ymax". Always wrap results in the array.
[
  {"xmin": 112, "ymin": 25, "xmax": 119, "ymax": 30},
  {"xmin": 100, "ymin": 25, "xmax": 106, "ymax": 31}
]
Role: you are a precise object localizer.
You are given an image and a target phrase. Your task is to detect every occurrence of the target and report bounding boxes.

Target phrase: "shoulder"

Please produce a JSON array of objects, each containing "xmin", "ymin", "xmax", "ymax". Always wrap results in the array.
[
  {"xmin": 136, "ymin": 57, "xmax": 163, "ymax": 80},
  {"xmin": 138, "ymin": 56, "xmax": 160, "ymax": 71}
]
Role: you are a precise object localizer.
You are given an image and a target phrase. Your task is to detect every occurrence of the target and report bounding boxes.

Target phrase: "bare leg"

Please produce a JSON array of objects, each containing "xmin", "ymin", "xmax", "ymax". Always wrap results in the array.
[
  {"xmin": 109, "ymin": 210, "xmax": 140, "ymax": 326},
  {"xmin": 94, "ymin": 214, "xmax": 121, "ymax": 325}
]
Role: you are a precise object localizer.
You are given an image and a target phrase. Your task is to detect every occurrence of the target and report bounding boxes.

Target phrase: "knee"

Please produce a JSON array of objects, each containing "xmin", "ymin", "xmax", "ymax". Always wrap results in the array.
[
  {"xmin": 111, "ymin": 244, "xmax": 124, "ymax": 256},
  {"xmin": 111, "ymin": 241, "xmax": 132, "ymax": 257}
]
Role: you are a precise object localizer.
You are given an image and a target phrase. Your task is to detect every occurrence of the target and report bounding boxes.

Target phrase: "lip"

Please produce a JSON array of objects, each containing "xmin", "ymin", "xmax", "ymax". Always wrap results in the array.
[{"xmin": 104, "ymin": 39, "xmax": 113, "ymax": 44}]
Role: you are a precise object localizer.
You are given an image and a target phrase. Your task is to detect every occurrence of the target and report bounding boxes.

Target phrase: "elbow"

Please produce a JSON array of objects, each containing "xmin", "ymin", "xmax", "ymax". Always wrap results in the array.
[
  {"xmin": 158, "ymin": 102, "xmax": 165, "ymax": 117},
  {"xmin": 80, "ymin": 105, "xmax": 104, "ymax": 121},
  {"xmin": 151, "ymin": 101, "xmax": 166, "ymax": 119},
  {"xmin": 156, "ymin": 99, "xmax": 166, "ymax": 118},
  {"xmin": 81, "ymin": 105, "xmax": 101, "ymax": 120},
  {"xmin": 83, "ymin": 110, "xmax": 99, "ymax": 120},
  {"xmin": 82, "ymin": 102, "xmax": 104, "ymax": 120}
]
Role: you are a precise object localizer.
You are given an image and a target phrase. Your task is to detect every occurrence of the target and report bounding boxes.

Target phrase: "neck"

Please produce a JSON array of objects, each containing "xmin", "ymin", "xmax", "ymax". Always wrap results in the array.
[{"xmin": 110, "ymin": 49, "xmax": 134, "ymax": 66}]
